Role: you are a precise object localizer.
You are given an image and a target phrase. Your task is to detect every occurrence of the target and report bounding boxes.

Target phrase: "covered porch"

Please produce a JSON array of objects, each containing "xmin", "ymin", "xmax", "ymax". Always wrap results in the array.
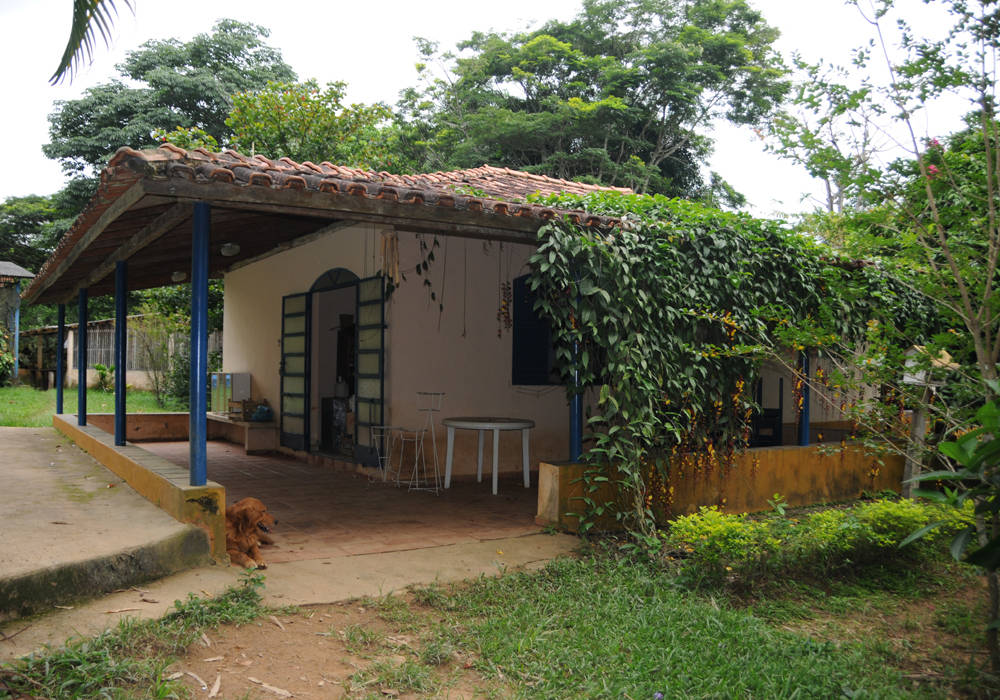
[{"xmin": 141, "ymin": 439, "xmax": 541, "ymax": 563}]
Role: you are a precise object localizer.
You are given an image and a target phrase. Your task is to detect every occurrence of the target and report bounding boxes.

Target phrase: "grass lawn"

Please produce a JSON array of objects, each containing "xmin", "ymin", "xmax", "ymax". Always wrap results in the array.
[
  {"xmin": 1, "ymin": 549, "xmax": 990, "ymax": 698},
  {"xmin": 408, "ymin": 554, "xmax": 989, "ymax": 698},
  {"xmin": 0, "ymin": 385, "xmax": 186, "ymax": 427}
]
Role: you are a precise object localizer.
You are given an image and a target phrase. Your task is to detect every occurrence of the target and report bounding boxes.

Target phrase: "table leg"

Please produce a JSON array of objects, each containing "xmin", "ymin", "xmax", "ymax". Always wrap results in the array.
[
  {"xmin": 444, "ymin": 427, "xmax": 455, "ymax": 489},
  {"xmin": 492, "ymin": 428, "xmax": 500, "ymax": 495},
  {"xmin": 477, "ymin": 429, "xmax": 485, "ymax": 483},
  {"xmin": 522, "ymin": 428, "xmax": 530, "ymax": 488}
]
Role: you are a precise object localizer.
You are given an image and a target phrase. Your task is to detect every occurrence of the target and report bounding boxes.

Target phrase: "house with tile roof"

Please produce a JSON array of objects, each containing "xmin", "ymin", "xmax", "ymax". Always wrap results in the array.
[
  {"xmin": 20, "ymin": 145, "xmax": 900, "ymax": 563},
  {"xmin": 1, "ymin": 261, "xmax": 34, "ymax": 382},
  {"xmin": 23, "ymin": 144, "xmax": 627, "ymax": 488}
]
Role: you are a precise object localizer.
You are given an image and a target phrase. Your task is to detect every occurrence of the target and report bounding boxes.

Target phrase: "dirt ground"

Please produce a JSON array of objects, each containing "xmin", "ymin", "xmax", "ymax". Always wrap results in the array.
[
  {"xmin": 169, "ymin": 572, "xmax": 991, "ymax": 700},
  {"xmin": 171, "ymin": 593, "xmax": 501, "ymax": 700}
]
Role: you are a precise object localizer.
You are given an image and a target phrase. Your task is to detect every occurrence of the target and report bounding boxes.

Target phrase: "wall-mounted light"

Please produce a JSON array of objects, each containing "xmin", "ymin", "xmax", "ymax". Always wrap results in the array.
[
  {"xmin": 170, "ymin": 271, "xmax": 187, "ymax": 282},
  {"xmin": 220, "ymin": 242, "xmax": 241, "ymax": 257}
]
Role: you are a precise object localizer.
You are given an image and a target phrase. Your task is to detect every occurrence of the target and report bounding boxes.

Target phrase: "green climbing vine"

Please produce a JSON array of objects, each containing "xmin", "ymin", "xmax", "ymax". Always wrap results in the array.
[{"xmin": 526, "ymin": 190, "xmax": 930, "ymax": 537}]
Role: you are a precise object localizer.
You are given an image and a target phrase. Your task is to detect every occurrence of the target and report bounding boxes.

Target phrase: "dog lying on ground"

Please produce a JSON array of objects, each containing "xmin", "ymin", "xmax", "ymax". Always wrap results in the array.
[{"xmin": 225, "ymin": 497, "xmax": 277, "ymax": 568}]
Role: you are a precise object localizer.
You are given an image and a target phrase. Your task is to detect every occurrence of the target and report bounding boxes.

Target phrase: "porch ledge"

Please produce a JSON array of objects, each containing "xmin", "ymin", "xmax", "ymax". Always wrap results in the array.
[
  {"xmin": 53, "ymin": 415, "xmax": 227, "ymax": 563},
  {"xmin": 535, "ymin": 445, "xmax": 905, "ymax": 533}
]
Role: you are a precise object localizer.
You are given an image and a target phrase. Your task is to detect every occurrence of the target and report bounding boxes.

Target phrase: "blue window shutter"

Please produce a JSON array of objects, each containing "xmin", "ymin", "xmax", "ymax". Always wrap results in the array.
[{"xmin": 512, "ymin": 274, "xmax": 555, "ymax": 385}]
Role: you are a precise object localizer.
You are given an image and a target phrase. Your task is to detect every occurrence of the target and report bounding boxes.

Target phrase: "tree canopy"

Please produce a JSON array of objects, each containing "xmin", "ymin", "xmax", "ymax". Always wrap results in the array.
[
  {"xmin": 397, "ymin": 0, "xmax": 788, "ymax": 199},
  {"xmin": 44, "ymin": 19, "xmax": 295, "ymax": 177},
  {"xmin": 225, "ymin": 80, "xmax": 396, "ymax": 169}
]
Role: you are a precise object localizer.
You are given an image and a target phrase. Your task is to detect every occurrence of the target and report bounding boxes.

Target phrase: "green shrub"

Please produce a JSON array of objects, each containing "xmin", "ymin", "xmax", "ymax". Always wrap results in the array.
[
  {"xmin": 166, "ymin": 345, "xmax": 190, "ymax": 406},
  {"xmin": 93, "ymin": 363, "xmax": 114, "ymax": 392},
  {"xmin": 0, "ymin": 328, "xmax": 13, "ymax": 384},
  {"xmin": 665, "ymin": 498, "xmax": 965, "ymax": 588},
  {"xmin": 666, "ymin": 507, "xmax": 777, "ymax": 583}
]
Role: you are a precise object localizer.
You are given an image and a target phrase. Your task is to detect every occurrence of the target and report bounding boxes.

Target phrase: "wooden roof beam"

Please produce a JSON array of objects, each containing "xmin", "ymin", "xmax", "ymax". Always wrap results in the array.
[{"xmin": 64, "ymin": 203, "xmax": 194, "ymax": 304}]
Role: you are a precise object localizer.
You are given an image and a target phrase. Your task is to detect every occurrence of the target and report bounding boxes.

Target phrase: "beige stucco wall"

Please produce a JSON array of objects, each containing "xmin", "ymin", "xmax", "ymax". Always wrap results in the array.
[
  {"xmin": 223, "ymin": 222, "xmax": 380, "ymax": 411},
  {"xmin": 222, "ymin": 222, "xmax": 571, "ymax": 477},
  {"xmin": 385, "ymin": 232, "xmax": 570, "ymax": 476}
]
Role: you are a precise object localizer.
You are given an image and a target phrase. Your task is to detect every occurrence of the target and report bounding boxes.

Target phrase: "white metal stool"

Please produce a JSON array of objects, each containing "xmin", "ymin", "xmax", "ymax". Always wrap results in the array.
[
  {"xmin": 370, "ymin": 425, "xmax": 400, "ymax": 483},
  {"xmin": 417, "ymin": 391, "xmax": 445, "ymax": 481},
  {"xmin": 394, "ymin": 426, "xmax": 438, "ymax": 492}
]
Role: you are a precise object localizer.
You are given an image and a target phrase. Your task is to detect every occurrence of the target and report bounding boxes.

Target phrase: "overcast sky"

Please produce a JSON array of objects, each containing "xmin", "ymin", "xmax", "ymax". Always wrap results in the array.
[{"xmin": 0, "ymin": 0, "xmax": 964, "ymax": 218}]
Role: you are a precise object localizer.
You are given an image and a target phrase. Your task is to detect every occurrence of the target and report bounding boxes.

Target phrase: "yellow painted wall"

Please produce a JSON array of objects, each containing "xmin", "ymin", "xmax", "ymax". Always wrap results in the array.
[{"xmin": 536, "ymin": 445, "xmax": 904, "ymax": 532}]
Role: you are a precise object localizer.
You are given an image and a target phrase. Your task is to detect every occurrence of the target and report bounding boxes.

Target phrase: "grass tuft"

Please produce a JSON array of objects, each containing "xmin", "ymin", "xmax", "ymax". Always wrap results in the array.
[{"xmin": 0, "ymin": 571, "xmax": 268, "ymax": 699}]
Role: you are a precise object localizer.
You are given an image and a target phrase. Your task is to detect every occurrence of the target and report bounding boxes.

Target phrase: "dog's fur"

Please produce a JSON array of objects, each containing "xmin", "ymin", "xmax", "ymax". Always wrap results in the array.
[{"xmin": 225, "ymin": 497, "xmax": 277, "ymax": 568}]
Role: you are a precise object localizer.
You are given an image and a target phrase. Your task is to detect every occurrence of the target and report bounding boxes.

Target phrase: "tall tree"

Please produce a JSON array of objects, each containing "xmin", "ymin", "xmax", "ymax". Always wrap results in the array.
[
  {"xmin": 44, "ymin": 19, "xmax": 296, "ymax": 177},
  {"xmin": 397, "ymin": 0, "xmax": 788, "ymax": 199},
  {"xmin": 0, "ymin": 194, "xmax": 76, "ymax": 273},
  {"xmin": 769, "ymin": 0, "xmax": 1000, "ymax": 671},
  {"xmin": 225, "ymin": 80, "xmax": 396, "ymax": 169}
]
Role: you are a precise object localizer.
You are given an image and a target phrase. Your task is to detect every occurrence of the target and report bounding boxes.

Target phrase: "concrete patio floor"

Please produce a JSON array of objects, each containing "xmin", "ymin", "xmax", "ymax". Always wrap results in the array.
[
  {"xmin": 0, "ymin": 429, "xmax": 578, "ymax": 661},
  {"xmin": 140, "ymin": 440, "xmax": 544, "ymax": 563}
]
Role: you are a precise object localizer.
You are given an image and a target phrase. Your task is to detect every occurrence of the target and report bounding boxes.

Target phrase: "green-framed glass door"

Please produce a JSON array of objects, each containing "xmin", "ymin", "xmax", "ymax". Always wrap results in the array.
[
  {"xmin": 354, "ymin": 275, "xmax": 385, "ymax": 465},
  {"xmin": 280, "ymin": 292, "xmax": 311, "ymax": 451}
]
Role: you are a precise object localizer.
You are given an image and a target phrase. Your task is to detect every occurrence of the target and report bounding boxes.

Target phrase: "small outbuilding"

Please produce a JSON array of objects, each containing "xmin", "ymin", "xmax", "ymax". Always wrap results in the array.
[{"xmin": 0, "ymin": 260, "xmax": 34, "ymax": 382}]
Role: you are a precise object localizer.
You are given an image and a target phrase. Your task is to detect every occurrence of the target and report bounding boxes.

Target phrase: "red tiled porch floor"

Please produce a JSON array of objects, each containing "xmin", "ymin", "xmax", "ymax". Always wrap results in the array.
[{"xmin": 141, "ymin": 441, "xmax": 543, "ymax": 564}]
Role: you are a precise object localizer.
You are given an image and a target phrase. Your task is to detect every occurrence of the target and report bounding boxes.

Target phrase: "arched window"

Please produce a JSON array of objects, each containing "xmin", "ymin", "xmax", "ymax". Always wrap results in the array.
[{"xmin": 310, "ymin": 268, "xmax": 359, "ymax": 292}]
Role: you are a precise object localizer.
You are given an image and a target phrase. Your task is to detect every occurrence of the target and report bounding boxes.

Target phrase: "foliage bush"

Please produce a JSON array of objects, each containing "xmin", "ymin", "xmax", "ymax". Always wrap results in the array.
[
  {"xmin": 0, "ymin": 328, "xmax": 13, "ymax": 384},
  {"xmin": 92, "ymin": 363, "xmax": 114, "ymax": 392},
  {"xmin": 166, "ymin": 347, "xmax": 221, "ymax": 407},
  {"xmin": 664, "ymin": 498, "xmax": 969, "ymax": 588},
  {"xmin": 526, "ymin": 190, "xmax": 932, "ymax": 536},
  {"xmin": 166, "ymin": 344, "xmax": 190, "ymax": 406}
]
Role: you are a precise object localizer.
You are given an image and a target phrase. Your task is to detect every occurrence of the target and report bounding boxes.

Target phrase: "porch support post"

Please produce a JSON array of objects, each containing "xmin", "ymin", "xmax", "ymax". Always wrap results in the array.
[
  {"xmin": 798, "ymin": 350, "xmax": 810, "ymax": 446},
  {"xmin": 114, "ymin": 261, "xmax": 127, "ymax": 446},
  {"xmin": 77, "ymin": 288, "xmax": 87, "ymax": 425},
  {"xmin": 189, "ymin": 202, "xmax": 210, "ymax": 486},
  {"xmin": 569, "ymin": 281, "xmax": 583, "ymax": 461},
  {"xmin": 56, "ymin": 304, "xmax": 65, "ymax": 414},
  {"xmin": 12, "ymin": 281, "xmax": 20, "ymax": 380},
  {"xmin": 569, "ymin": 380, "xmax": 583, "ymax": 461}
]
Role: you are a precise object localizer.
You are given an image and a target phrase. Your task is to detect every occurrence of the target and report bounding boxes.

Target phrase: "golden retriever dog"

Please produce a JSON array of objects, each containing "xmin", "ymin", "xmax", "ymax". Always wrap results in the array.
[{"xmin": 225, "ymin": 497, "xmax": 277, "ymax": 568}]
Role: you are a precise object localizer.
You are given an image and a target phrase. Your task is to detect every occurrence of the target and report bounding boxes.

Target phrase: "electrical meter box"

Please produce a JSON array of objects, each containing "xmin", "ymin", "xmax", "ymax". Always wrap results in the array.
[{"xmin": 209, "ymin": 372, "xmax": 251, "ymax": 413}]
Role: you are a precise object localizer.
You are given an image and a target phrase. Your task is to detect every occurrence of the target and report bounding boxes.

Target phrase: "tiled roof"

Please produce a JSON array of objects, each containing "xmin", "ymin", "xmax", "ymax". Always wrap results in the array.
[
  {"xmin": 25, "ymin": 146, "xmax": 627, "ymax": 303},
  {"xmin": 0, "ymin": 261, "xmax": 34, "ymax": 279},
  {"xmin": 121, "ymin": 144, "xmax": 631, "ymax": 201}
]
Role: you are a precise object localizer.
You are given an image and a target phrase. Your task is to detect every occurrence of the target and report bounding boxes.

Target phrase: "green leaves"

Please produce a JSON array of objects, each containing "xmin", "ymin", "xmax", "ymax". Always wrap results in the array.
[
  {"xmin": 51, "ymin": 0, "xmax": 134, "ymax": 85},
  {"xmin": 527, "ymin": 190, "xmax": 884, "ymax": 534},
  {"xmin": 396, "ymin": 0, "xmax": 787, "ymax": 198},
  {"xmin": 45, "ymin": 20, "xmax": 296, "ymax": 176},
  {"xmin": 226, "ymin": 80, "xmax": 394, "ymax": 168}
]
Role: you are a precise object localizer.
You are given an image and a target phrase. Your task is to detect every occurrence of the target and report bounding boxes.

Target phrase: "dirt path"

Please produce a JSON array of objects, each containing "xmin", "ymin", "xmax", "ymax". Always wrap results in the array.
[{"xmin": 172, "ymin": 595, "xmax": 499, "ymax": 699}]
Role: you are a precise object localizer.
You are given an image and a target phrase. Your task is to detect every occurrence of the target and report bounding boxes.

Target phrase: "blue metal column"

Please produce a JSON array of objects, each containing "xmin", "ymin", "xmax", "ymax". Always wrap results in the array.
[
  {"xmin": 570, "ymin": 369, "xmax": 583, "ymax": 461},
  {"xmin": 114, "ymin": 262, "xmax": 127, "ymax": 446},
  {"xmin": 77, "ymin": 289, "xmax": 87, "ymax": 425},
  {"xmin": 56, "ymin": 304, "xmax": 65, "ymax": 414},
  {"xmin": 798, "ymin": 351, "xmax": 811, "ymax": 446},
  {"xmin": 12, "ymin": 281, "xmax": 20, "ymax": 379},
  {"xmin": 569, "ymin": 283, "xmax": 583, "ymax": 461},
  {"xmin": 189, "ymin": 202, "xmax": 210, "ymax": 486}
]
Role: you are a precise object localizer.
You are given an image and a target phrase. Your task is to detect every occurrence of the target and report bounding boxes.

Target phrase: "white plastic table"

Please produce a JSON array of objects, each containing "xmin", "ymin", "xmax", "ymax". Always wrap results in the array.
[{"xmin": 443, "ymin": 417, "xmax": 535, "ymax": 495}]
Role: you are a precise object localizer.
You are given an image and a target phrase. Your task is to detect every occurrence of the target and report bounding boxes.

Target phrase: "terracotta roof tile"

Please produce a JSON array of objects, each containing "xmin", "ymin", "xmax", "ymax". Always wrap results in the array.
[{"xmin": 25, "ymin": 145, "xmax": 627, "ymax": 304}]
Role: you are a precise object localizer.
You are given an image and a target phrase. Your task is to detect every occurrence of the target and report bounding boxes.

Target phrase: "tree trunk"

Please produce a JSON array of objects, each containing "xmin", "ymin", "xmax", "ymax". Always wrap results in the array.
[{"xmin": 902, "ymin": 386, "xmax": 932, "ymax": 498}]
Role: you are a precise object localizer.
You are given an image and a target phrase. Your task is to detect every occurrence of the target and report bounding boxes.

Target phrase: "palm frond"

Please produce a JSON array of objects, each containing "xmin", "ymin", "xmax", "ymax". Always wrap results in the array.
[{"xmin": 50, "ymin": 0, "xmax": 135, "ymax": 85}]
